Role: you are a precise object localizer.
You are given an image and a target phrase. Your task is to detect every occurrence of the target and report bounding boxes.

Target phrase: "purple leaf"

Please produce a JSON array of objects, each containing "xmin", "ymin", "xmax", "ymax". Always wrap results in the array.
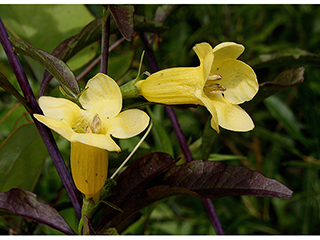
[
  {"xmin": 104, "ymin": 160, "xmax": 292, "ymax": 230},
  {"xmin": 0, "ymin": 188, "xmax": 75, "ymax": 235},
  {"xmin": 109, "ymin": 5, "xmax": 135, "ymax": 41},
  {"xmin": 161, "ymin": 160, "xmax": 293, "ymax": 199}
]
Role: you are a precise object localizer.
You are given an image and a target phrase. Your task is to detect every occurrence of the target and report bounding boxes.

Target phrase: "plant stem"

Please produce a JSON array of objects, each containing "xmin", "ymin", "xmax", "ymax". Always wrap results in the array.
[
  {"xmin": 100, "ymin": 7, "xmax": 111, "ymax": 75},
  {"xmin": 140, "ymin": 32, "xmax": 225, "ymax": 235},
  {"xmin": 0, "ymin": 18, "xmax": 81, "ymax": 221}
]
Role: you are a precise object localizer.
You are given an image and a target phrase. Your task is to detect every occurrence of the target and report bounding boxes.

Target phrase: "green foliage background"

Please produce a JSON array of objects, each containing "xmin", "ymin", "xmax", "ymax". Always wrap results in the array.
[{"xmin": 1, "ymin": 4, "xmax": 320, "ymax": 234}]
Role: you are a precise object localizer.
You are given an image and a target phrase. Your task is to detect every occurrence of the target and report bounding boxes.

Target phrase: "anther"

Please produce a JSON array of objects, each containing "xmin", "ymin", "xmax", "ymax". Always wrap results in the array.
[{"xmin": 207, "ymin": 74, "xmax": 222, "ymax": 81}]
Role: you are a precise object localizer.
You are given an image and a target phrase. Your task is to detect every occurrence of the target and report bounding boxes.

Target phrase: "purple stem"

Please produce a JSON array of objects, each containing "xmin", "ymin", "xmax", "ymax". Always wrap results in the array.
[
  {"xmin": 100, "ymin": 8, "xmax": 110, "ymax": 75},
  {"xmin": 0, "ymin": 18, "xmax": 81, "ymax": 221},
  {"xmin": 141, "ymin": 33, "xmax": 225, "ymax": 235}
]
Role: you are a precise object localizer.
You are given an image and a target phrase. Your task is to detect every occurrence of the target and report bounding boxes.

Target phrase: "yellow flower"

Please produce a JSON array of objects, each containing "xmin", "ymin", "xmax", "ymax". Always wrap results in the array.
[
  {"xmin": 34, "ymin": 73, "xmax": 150, "ymax": 202},
  {"xmin": 135, "ymin": 42, "xmax": 258, "ymax": 132}
]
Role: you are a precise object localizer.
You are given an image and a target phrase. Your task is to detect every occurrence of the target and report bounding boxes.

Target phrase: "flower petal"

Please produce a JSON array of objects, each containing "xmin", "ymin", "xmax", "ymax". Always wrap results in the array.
[
  {"xmin": 71, "ymin": 133, "xmax": 121, "ymax": 152},
  {"xmin": 70, "ymin": 141, "xmax": 108, "ymax": 202},
  {"xmin": 106, "ymin": 109, "xmax": 150, "ymax": 139},
  {"xmin": 80, "ymin": 73, "xmax": 122, "ymax": 120},
  {"xmin": 136, "ymin": 67, "xmax": 202, "ymax": 105},
  {"xmin": 212, "ymin": 42, "xmax": 245, "ymax": 68},
  {"xmin": 215, "ymin": 59, "xmax": 258, "ymax": 104},
  {"xmin": 34, "ymin": 114, "xmax": 75, "ymax": 141},
  {"xmin": 38, "ymin": 96, "xmax": 82, "ymax": 127},
  {"xmin": 193, "ymin": 42, "xmax": 214, "ymax": 87},
  {"xmin": 194, "ymin": 89, "xmax": 220, "ymax": 132},
  {"xmin": 214, "ymin": 95, "xmax": 254, "ymax": 132}
]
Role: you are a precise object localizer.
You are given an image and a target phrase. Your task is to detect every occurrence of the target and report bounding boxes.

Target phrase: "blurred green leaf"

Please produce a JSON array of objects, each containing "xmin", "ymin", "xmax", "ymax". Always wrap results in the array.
[
  {"xmin": 9, "ymin": 37, "xmax": 80, "ymax": 96},
  {"xmin": 0, "ymin": 5, "xmax": 95, "ymax": 53},
  {"xmin": 0, "ymin": 123, "xmax": 48, "ymax": 192},
  {"xmin": 264, "ymin": 95, "xmax": 306, "ymax": 143},
  {"xmin": 0, "ymin": 188, "xmax": 74, "ymax": 235}
]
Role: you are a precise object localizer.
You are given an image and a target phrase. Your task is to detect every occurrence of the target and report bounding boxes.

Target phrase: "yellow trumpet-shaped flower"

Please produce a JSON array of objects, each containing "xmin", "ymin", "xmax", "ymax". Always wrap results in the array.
[
  {"xmin": 34, "ymin": 73, "xmax": 150, "ymax": 202},
  {"xmin": 135, "ymin": 42, "xmax": 258, "ymax": 132}
]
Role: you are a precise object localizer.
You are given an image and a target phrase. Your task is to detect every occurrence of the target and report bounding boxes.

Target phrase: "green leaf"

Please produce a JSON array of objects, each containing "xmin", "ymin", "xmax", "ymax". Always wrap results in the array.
[
  {"xmin": 243, "ymin": 67, "xmax": 304, "ymax": 109},
  {"xmin": 0, "ymin": 123, "xmax": 48, "ymax": 192},
  {"xmin": 0, "ymin": 5, "xmax": 95, "ymax": 53},
  {"xmin": 0, "ymin": 72, "xmax": 31, "ymax": 113},
  {"xmin": 9, "ymin": 37, "xmax": 80, "ymax": 96},
  {"xmin": 109, "ymin": 5, "xmax": 135, "ymax": 41},
  {"xmin": 264, "ymin": 95, "xmax": 306, "ymax": 143},
  {"xmin": 0, "ymin": 188, "xmax": 74, "ymax": 235}
]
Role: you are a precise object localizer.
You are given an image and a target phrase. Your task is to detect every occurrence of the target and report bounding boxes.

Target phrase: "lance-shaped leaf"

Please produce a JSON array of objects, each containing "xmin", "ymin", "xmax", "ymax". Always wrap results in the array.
[
  {"xmin": 9, "ymin": 37, "xmax": 80, "ymax": 96},
  {"xmin": 102, "ymin": 160, "xmax": 292, "ymax": 230},
  {"xmin": 97, "ymin": 152, "xmax": 177, "ymax": 230},
  {"xmin": 249, "ymin": 48, "xmax": 320, "ymax": 69},
  {"xmin": 40, "ymin": 17, "xmax": 102, "ymax": 96},
  {"xmin": 243, "ymin": 67, "xmax": 304, "ymax": 109},
  {"xmin": 0, "ymin": 72, "xmax": 31, "ymax": 113},
  {"xmin": 109, "ymin": 5, "xmax": 135, "ymax": 41},
  {"xmin": 0, "ymin": 188, "xmax": 75, "ymax": 235}
]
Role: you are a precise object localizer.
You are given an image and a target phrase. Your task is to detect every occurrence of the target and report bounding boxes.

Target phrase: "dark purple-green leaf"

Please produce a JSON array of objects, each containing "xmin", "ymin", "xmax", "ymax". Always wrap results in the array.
[
  {"xmin": 9, "ymin": 37, "xmax": 80, "ymax": 96},
  {"xmin": 104, "ymin": 160, "xmax": 292, "ymax": 230},
  {"xmin": 249, "ymin": 48, "xmax": 320, "ymax": 69},
  {"xmin": 243, "ymin": 67, "xmax": 304, "ymax": 109},
  {"xmin": 0, "ymin": 188, "xmax": 75, "ymax": 235},
  {"xmin": 161, "ymin": 160, "xmax": 292, "ymax": 199},
  {"xmin": 109, "ymin": 5, "xmax": 135, "ymax": 41}
]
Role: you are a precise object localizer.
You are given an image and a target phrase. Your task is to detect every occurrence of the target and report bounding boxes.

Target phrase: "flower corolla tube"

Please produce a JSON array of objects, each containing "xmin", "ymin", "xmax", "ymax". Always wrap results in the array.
[
  {"xmin": 34, "ymin": 73, "xmax": 150, "ymax": 202},
  {"xmin": 135, "ymin": 42, "xmax": 258, "ymax": 132}
]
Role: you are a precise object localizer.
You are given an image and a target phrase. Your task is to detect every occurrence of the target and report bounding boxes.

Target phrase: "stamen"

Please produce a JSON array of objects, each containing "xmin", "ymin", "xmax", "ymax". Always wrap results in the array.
[
  {"xmin": 207, "ymin": 74, "xmax": 222, "ymax": 81},
  {"xmin": 89, "ymin": 114, "xmax": 102, "ymax": 133},
  {"xmin": 209, "ymin": 85, "xmax": 226, "ymax": 94}
]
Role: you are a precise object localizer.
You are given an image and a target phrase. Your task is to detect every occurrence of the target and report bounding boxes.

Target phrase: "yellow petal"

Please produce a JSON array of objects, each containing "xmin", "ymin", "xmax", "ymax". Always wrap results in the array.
[
  {"xmin": 80, "ymin": 73, "xmax": 122, "ymax": 120},
  {"xmin": 212, "ymin": 42, "xmax": 245, "ymax": 67},
  {"xmin": 34, "ymin": 114, "xmax": 75, "ymax": 141},
  {"xmin": 136, "ymin": 67, "xmax": 201, "ymax": 105},
  {"xmin": 70, "ymin": 142, "xmax": 108, "ymax": 202},
  {"xmin": 106, "ymin": 109, "xmax": 150, "ymax": 139},
  {"xmin": 194, "ymin": 89, "xmax": 220, "ymax": 132},
  {"xmin": 71, "ymin": 133, "xmax": 121, "ymax": 152},
  {"xmin": 215, "ymin": 59, "xmax": 258, "ymax": 104},
  {"xmin": 38, "ymin": 96, "xmax": 82, "ymax": 127},
  {"xmin": 213, "ymin": 95, "xmax": 254, "ymax": 132},
  {"xmin": 193, "ymin": 42, "xmax": 215, "ymax": 87}
]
